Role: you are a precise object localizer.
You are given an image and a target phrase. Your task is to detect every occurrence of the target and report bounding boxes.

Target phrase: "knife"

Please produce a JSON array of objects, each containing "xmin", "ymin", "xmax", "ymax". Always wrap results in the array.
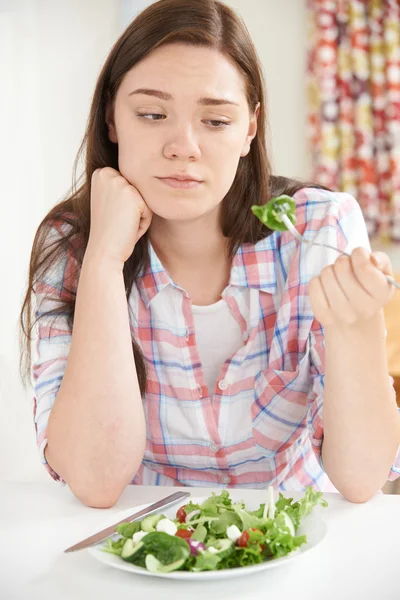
[{"xmin": 64, "ymin": 490, "xmax": 191, "ymax": 553}]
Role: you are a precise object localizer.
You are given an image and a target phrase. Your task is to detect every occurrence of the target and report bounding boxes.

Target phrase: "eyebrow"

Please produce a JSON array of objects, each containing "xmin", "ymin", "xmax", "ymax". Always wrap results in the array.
[{"xmin": 128, "ymin": 88, "xmax": 240, "ymax": 106}]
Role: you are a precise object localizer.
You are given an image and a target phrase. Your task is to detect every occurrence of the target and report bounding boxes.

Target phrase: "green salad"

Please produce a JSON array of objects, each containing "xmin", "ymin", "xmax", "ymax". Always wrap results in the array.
[
  {"xmin": 251, "ymin": 194, "xmax": 297, "ymax": 231},
  {"xmin": 102, "ymin": 486, "xmax": 327, "ymax": 573}
]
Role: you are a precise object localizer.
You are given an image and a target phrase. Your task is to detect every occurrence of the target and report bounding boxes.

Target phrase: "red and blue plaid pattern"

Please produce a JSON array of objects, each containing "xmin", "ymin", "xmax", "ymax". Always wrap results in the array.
[{"xmin": 33, "ymin": 187, "xmax": 400, "ymax": 490}]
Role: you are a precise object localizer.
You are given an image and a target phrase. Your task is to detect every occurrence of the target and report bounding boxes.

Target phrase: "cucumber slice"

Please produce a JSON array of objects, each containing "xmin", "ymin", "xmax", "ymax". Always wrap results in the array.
[
  {"xmin": 145, "ymin": 554, "xmax": 186, "ymax": 573},
  {"xmin": 141, "ymin": 514, "xmax": 161, "ymax": 532},
  {"xmin": 207, "ymin": 538, "xmax": 234, "ymax": 560},
  {"xmin": 121, "ymin": 539, "xmax": 145, "ymax": 562}
]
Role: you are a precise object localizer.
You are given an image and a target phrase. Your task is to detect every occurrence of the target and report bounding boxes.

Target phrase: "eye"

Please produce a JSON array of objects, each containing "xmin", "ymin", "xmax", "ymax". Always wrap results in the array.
[
  {"xmin": 136, "ymin": 113, "xmax": 165, "ymax": 121},
  {"xmin": 205, "ymin": 120, "xmax": 231, "ymax": 128},
  {"xmin": 136, "ymin": 113, "xmax": 231, "ymax": 128}
]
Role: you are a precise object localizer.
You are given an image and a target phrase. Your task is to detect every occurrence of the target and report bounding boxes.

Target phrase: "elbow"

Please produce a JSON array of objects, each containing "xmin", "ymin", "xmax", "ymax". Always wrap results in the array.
[
  {"xmin": 321, "ymin": 443, "xmax": 390, "ymax": 504},
  {"xmin": 67, "ymin": 473, "xmax": 137, "ymax": 508},
  {"xmin": 330, "ymin": 478, "xmax": 382, "ymax": 504},
  {"xmin": 66, "ymin": 464, "xmax": 144, "ymax": 508},
  {"xmin": 340, "ymin": 489, "xmax": 374, "ymax": 504},
  {"xmin": 66, "ymin": 465, "xmax": 143, "ymax": 508},
  {"xmin": 45, "ymin": 432, "xmax": 145, "ymax": 509},
  {"xmin": 45, "ymin": 447, "xmax": 137, "ymax": 509},
  {"xmin": 72, "ymin": 486, "xmax": 123, "ymax": 509}
]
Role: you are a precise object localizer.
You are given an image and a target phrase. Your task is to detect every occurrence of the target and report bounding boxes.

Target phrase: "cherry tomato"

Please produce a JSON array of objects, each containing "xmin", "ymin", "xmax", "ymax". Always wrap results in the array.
[
  {"xmin": 176, "ymin": 506, "xmax": 187, "ymax": 523},
  {"xmin": 237, "ymin": 531, "xmax": 249, "ymax": 547},
  {"xmin": 175, "ymin": 528, "xmax": 193, "ymax": 539},
  {"xmin": 237, "ymin": 528, "xmax": 263, "ymax": 548}
]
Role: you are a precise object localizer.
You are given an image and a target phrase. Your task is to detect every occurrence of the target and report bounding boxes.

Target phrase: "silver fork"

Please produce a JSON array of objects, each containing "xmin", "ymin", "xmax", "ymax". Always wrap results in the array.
[{"xmin": 279, "ymin": 213, "xmax": 400, "ymax": 291}]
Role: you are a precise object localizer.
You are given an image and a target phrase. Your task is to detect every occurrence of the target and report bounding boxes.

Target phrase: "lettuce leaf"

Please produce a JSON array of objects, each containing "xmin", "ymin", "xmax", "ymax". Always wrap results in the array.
[
  {"xmin": 192, "ymin": 551, "xmax": 222, "ymax": 572},
  {"xmin": 275, "ymin": 487, "xmax": 328, "ymax": 531},
  {"xmin": 232, "ymin": 505, "xmax": 269, "ymax": 531},
  {"xmin": 198, "ymin": 490, "xmax": 234, "ymax": 517},
  {"xmin": 102, "ymin": 537, "xmax": 125, "ymax": 556},
  {"xmin": 208, "ymin": 510, "xmax": 242, "ymax": 536},
  {"xmin": 115, "ymin": 521, "xmax": 141, "ymax": 538}
]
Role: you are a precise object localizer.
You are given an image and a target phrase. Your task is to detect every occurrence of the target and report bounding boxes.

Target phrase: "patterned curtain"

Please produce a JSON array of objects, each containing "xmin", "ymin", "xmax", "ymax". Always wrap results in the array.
[{"xmin": 307, "ymin": 0, "xmax": 400, "ymax": 242}]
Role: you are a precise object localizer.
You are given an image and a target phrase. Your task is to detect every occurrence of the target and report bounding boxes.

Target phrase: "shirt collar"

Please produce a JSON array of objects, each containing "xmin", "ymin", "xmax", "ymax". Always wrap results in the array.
[
  {"xmin": 228, "ymin": 234, "xmax": 278, "ymax": 294},
  {"xmin": 136, "ymin": 234, "xmax": 278, "ymax": 308}
]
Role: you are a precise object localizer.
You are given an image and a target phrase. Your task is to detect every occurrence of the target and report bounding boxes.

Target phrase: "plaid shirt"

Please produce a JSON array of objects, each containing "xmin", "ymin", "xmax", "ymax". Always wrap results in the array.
[{"xmin": 33, "ymin": 187, "xmax": 400, "ymax": 491}]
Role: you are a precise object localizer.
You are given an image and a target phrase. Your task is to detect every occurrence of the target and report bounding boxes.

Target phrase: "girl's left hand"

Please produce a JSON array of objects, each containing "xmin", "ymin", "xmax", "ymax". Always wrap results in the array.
[{"xmin": 309, "ymin": 247, "xmax": 395, "ymax": 327}]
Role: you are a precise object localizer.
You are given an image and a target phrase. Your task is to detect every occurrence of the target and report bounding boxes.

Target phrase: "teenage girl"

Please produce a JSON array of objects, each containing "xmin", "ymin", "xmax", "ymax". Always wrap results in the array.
[{"xmin": 20, "ymin": 0, "xmax": 400, "ymax": 508}]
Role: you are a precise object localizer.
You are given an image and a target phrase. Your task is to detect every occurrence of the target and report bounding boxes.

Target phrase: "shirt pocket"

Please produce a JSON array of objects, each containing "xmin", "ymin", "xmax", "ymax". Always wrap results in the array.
[{"xmin": 251, "ymin": 351, "xmax": 312, "ymax": 458}]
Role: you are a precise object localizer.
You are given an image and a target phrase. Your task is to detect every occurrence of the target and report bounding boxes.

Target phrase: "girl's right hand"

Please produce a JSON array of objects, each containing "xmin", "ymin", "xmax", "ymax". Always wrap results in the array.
[{"xmin": 87, "ymin": 167, "xmax": 153, "ymax": 265}]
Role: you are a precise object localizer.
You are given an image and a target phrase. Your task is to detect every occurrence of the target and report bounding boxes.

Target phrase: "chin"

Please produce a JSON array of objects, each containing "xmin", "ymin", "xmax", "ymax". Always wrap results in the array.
[
  {"xmin": 152, "ymin": 202, "xmax": 215, "ymax": 222},
  {"xmin": 156, "ymin": 210, "xmax": 210, "ymax": 222}
]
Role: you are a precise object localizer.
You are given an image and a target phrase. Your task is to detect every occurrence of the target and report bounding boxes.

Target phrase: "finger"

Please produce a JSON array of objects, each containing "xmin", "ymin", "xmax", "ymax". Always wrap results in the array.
[
  {"xmin": 136, "ymin": 202, "xmax": 153, "ymax": 242},
  {"xmin": 320, "ymin": 261, "xmax": 359, "ymax": 323},
  {"xmin": 101, "ymin": 166, "xmax": 120, "ymax": 179},
  {"xmin": 333, "ymin": 255, "xmax": 380, "ymax": 320},
  {"xmin": 139, "ymin": 200, "xmax": 153, "ymax": 221},
  {"xmin": 309, "ymin": 275, "xmax": 333, "ymax": 325},
  {"xmin": 351, "ymin": 247, "xmax": 393, "ymax": 304},
  {"xmin": 371, "ymin": 251, "xmax": 393, "ymax": 277}
]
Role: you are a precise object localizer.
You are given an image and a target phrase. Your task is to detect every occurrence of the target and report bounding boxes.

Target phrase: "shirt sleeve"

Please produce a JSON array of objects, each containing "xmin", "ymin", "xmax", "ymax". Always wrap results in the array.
[
  {"xmin": 32, "ymin": 221, "xmax": 79, "ymax": 484},
  {"xmin": 307, "ymin": 318, "xmax": 325, "ymax": 466},
  {"xmin": 300, "ymin": 188, "xmax": 399, "ymax": 477}
]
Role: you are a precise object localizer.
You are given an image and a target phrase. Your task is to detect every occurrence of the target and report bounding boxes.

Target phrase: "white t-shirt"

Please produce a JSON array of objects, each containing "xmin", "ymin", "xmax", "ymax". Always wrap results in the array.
[{"xmin": 192, "ymin": 298, "xmax": 245, "ymax": 397}]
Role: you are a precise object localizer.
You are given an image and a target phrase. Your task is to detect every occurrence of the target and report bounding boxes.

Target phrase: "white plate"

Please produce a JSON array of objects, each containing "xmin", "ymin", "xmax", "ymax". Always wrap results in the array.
[{"xmin": 88, "ymin": 495, "xmax": 327, "ymax": 580}]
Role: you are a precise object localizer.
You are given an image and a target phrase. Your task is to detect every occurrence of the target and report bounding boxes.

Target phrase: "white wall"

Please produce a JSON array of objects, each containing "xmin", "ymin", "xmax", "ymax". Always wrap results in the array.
[
  {"xmin": 226, "ymin": 0, "xmax": 311, "ymax": 179},
  {"xmin": 0, "ymin": 0, "xmax": 312, "ymax": 482},
  {"xmin": 0, "ymin": 0, "xmax": 121, "ymax": 481}
]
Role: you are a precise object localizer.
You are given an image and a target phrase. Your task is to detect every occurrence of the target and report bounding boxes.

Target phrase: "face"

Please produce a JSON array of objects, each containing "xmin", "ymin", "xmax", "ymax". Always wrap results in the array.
[{"xmin": 106, "ymin": 43, "xmax": 259, "ymax": 222}]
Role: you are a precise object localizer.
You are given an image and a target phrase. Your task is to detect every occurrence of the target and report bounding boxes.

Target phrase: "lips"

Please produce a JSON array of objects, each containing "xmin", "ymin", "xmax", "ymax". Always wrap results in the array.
[
  {"xmin": 157, "ymin": 177, "xmax": 203, "ymax": 189},
  {"xmin": 159, "ymin": 175, "xmax": 202, "ymax": 182}
]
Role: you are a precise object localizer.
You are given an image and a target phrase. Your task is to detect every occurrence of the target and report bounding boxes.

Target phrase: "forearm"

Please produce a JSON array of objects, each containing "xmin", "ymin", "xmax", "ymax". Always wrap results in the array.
[
  {"xmin": 321, "ymin": 308, "xmax": 400, "ymax": 502},
  {"xmin": 46, "ymin": 247, "xmax": 146, "ymax": 507}
]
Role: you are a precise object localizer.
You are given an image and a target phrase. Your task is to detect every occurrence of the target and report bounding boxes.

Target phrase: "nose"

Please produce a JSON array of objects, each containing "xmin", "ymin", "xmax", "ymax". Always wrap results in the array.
[{"xmin": 163, "ymin": 123, "xmax": 201, "ymax": 161}]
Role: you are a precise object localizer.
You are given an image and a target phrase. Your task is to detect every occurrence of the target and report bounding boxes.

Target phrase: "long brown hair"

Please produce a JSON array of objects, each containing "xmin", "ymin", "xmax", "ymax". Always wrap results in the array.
[{"xmin": 19, "ymin": 0, "xmax": 329, "ymax": 396}]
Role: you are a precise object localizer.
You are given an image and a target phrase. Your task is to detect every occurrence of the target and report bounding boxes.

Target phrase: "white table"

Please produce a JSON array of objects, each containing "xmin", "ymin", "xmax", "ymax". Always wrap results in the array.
[{"xmin": 1, "ymin": 482, "xmax": 399, "ymax": 600}]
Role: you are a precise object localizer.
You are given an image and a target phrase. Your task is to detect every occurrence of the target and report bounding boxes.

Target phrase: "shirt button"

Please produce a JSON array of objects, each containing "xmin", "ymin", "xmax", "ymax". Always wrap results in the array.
[
  {"xmin": 220, "ymin": 474, "xmax": 231, "ymax": 484},
  {"xmin": 218, "ymin": 379, "xmax": 228, "ymax": 391},
  {"xmin": 185, "ymin": 327, "xmax": 190, "ymax": 341},
  {"xmin": 197, "ymin": 383, "xmax": 203, "ymax": 398},
  {"xmin": 209, "ymin": 442, "xmax": 219, "ymax": 453}
]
